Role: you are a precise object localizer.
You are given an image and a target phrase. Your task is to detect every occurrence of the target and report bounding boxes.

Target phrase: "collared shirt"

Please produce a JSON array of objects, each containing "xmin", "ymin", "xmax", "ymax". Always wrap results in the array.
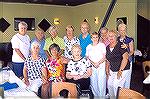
[
  {"xmin": 63, "ymin": 36, "xmax": 80, "ymax": 59},
  {"xmin": 44, "ymin": 36, "xmax": 65, "ymax": 52},
  {"xmin": 79, "ymin": 33, "xmax": 92, "ymax": 57},
  {"xmin": 31, "ymin": 38, "xmax": 47, "ymax": 59}
]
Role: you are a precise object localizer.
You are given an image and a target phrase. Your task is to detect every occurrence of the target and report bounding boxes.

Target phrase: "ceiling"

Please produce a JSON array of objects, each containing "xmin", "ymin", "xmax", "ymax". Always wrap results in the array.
[{"xmin": 0, "ymin": 0, "xmax": 97, "ymax": 6}]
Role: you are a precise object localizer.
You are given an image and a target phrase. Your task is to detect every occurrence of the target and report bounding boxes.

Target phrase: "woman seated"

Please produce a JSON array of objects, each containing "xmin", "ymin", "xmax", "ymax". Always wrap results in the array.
[
  {"xmin": 41, "ymin": 43, "xmax": 68, "ymax": 98},
  {"xmin": 23, "ymin": 41, "xmax": 46, "ymax": 93},
  {"xmin": 66, "ymin": 44, "xmax": 92, "ymax": 91}
]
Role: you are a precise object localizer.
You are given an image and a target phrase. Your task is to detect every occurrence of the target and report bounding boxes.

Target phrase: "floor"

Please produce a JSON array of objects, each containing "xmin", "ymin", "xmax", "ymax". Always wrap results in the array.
[{"xmin": 130, "ymin": 62, "xmax": 150, "ymax": 98}]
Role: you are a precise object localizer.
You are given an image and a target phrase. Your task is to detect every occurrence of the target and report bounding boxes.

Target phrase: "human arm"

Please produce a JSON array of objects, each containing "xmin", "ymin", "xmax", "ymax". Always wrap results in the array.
[
  {"xmin": 14, "ymin": 48, "xmax": 26, "ymax": 61},
  {"xmin": 117, "ymin": 52, "xmax": 129, "ymax": 79},
  {"xmin": 106, "ymin": 60, "xmax": 110, "ymax": 79},
  {"xmin": 128, "ymin": 40, "xmax": 134, "ymax": 56},
  {"xmin": 41, "ymin": 67, "xmax": 49, "ymax": 84},
  {"xmin": 23, "ymin": 65, "xmax": 30, "ymax": 86}
]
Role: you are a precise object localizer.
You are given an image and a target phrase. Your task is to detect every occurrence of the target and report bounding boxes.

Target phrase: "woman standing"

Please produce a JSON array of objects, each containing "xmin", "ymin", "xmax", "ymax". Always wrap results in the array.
[
  {"xmin": 117, "ymin": 23, "xmax": 134, "ymax": 88},
  {"xmin": 86, "ymin": 32, "xmax": 106, "ymax": 97},
  {"xmin": 63, "ymin": 25, "xmax": 80, "ymax": 60},
  {"xmin": 11, "ymin": 21, "xmax": 30, "ymax": 78},
  {"xmin": 106, "ymin": 30, "xmax": 130, "ymax": 97}
]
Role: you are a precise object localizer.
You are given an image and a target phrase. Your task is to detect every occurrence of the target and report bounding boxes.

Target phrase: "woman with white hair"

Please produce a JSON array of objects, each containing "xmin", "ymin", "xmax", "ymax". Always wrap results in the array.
[
  {"xmin": 23, "ymin": 41, "xmax": 46, "ymax": 93},
  {"xmin": 117, "ymin": 23, "xmax": 134, "ymax": 88},
  {"xmin": 11, "ymin": 21, "xmax": 30, "ymax": 78}
]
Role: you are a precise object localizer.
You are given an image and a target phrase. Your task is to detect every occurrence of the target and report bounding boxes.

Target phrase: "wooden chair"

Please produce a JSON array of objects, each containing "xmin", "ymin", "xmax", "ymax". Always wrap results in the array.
[
  {"xmin": 50, "ymin": 82, "xmax": 78, "ymax": 98},
  {"xmin": 116, "ymin": 87, "xmax": 146, "ymax": 99}
]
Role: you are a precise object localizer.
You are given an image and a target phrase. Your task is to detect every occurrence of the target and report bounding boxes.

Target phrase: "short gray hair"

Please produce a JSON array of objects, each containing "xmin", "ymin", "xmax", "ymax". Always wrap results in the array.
[
  {"xmin": 30, "ymin": 41, "xmax": 40, "ymax": 50},
  {"xmin": 18, "ymin": 21, "xmax": 28, "ymax": 28}
]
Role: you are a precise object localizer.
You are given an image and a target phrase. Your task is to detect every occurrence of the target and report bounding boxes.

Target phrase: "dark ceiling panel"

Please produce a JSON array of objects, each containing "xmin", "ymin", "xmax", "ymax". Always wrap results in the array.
[{"xmin": 0, "ymin": 0, "xmax": 97, "ymax": 6}]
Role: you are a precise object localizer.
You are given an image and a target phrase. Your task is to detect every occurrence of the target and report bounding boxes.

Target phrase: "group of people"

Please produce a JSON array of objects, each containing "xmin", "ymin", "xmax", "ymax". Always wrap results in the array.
[{"xmin": 10, "ymin": 20, "xmax": 134, "ymax": 98}]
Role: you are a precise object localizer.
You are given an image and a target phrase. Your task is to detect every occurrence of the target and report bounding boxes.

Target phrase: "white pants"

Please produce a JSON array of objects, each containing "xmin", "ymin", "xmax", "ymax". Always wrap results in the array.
[
  {"xmin": 124, "ymin": 62, "xmax": 132, "ymax": 88},
  {"xmin": 90, "ymin": 65, "xmax": 106, "ymax": 97},
  {"xmin": 27, "ymin": 78, "xmax": 43, "ymax": 93},
  {"xmin": 108, "ymin": 69, "xmax": 129, "ymax": 97}
]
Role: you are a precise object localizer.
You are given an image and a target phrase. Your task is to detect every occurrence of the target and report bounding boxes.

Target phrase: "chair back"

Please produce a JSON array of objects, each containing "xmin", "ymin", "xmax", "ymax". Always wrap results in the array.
[
  {"xmin": 51, "ymin": 82, "xmax": 78, "ymax": 98},
  {"xmin": 117, "ymin": 87, "xmax": 146, "ymax": 99}
]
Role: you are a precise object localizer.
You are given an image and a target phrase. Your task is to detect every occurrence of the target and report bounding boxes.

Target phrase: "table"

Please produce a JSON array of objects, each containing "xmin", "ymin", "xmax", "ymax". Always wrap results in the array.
[{"xmin": 0, "ymin": 67, "xmax": 40, "ymax": 98}]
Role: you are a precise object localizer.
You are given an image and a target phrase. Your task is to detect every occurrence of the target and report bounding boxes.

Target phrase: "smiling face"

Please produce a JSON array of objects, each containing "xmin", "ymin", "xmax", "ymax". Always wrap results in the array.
[
  {"xmin": 80, "ymin": 22, "xmax": 90, "ymax": 34},
  {"xmin": 66, "ymin": 27, "xmax": 74, "ymax": 37},
  {"xmin": 91, "ymin": 33, "xmax": 99, "ymax": 44},
  {"xmin": 118, "ymin": 23, "xmax": 127, "ymax": 37},
  {"xmin": 71, "ymin": 44, "xmax": 82, "ymax": 59},
  {"xmin": 107, "ymin": 30, "xmax": 117, "ymax": 44},
  {"xmin": 18, "ymin": 24, "xmax": 27, "ymax": 36},
  {"xmin": 35, "ymin": 30, "xmax": 45, "ymax": 40},
  {"xmin": 31, "ymin": 42, "xmax": 40, "ymax": 55}
]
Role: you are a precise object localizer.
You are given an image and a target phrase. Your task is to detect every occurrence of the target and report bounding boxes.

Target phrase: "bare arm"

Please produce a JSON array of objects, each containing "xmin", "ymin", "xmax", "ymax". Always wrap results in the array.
[
  {"xmin": 41, "ymin": 67, "xmax": 48, "ymax": 84},
  {"xmin": 128, "ymin": 40, "xmax": 134, "ymax": 56},
  {"xmin": 14, "ymin": 48, "xmax": 26, "ymax": 61},
  {"xmin": 23, "ymin": 65, "xmax": 29, "ymax": 86},
  {"xmin": 117, "ymin": 52, "xmax": 129, "ymax": 79}
]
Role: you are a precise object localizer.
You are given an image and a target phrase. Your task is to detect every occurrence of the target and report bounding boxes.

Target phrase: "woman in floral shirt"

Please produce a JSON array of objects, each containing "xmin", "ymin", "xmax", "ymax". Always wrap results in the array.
[{"xmin": 41, "ymin": 43, "xmax": 68, "ymax": 98}]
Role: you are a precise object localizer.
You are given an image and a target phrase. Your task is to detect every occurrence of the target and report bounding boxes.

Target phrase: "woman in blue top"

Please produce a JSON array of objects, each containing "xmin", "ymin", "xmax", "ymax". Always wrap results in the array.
[
  {"xmin": 31, "ymin": 29, "xmax": 47, "ymax": 60},
  {"xmin": 79, "ymin": 21, "xmax": 92, "ymax": 57}
]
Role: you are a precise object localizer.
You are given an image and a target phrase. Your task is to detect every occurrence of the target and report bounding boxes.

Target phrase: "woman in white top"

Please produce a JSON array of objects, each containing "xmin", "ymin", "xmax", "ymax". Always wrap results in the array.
[
  {"xmin": 11, "ymin": 21, "xmax": 30, "ymax": 78},
  {"xmin": 86, "ymin": 32, "xmax": 106, "ymax": 97}
]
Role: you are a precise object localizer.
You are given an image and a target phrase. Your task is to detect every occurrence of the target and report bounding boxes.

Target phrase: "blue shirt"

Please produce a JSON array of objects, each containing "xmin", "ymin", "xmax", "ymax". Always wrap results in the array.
[
  {"xmin": 79, "ymin": 33, "xmax": 92, "ymax": 57},
  {"xmin": 31, "ymin": 38, "xmax": 47, "ymax": 59}
]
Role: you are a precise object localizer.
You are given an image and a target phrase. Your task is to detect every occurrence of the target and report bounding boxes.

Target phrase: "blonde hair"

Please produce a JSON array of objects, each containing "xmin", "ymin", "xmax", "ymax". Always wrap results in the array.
[
  {"xmin": 18, "ymin": 21, "xmax": 28, "ymax": 28},
  {"xmin": 118, "ymin": 23, "xmax": 127, "ymax": 31},
  {"xmin": 108, "ymin": 30, "xmax": 118, "ymax": 38},
  {"xmin": 80, "ymin": 21, "xmax": 90, "ymax": 32},
  {"xmin": 66, "ymin": 25, "xmax": 74, "ymax": 31},
  {"xmin": 48, "ymin": 26, "xmax": 58, "ymax": 33},
  {"xmin": 71, "ymin": 44, "xmax": 82, "ymax": 54}
]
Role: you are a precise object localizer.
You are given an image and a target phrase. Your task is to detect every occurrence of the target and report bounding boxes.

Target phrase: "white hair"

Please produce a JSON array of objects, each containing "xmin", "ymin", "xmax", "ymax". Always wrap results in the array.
[
  {"xmin": 30, "ymin": 41, "xmax": 40, "ymax": 50},
  {"xmin": 18, "ymin": 21, "xmax": 28, "ymax": 28}
]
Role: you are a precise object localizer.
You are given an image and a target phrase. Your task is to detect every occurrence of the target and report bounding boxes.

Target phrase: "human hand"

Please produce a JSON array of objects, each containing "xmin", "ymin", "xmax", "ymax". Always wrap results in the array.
[
  {"xmin": 73, "ymin": 75, "xmax": 81, "ymax": 80},
  {"xmin": 24, "ymin": 79, "xmax": 30, "ymax": 86},
  {"xmin": 121, "ymin": 43, "xmax": 128, "ymax": 49},
  {"xmin": 117, "ymin": 70, "xmax": 122, "ymax": 79}
]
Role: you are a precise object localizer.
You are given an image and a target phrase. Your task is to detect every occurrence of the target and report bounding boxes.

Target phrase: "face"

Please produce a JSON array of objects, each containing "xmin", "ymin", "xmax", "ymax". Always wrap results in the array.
[
  {"xmin": 49, "ymin": 29, "xmax": 57, "ymax": 38},
  {"xmin": 80, "ymin": 24, "xmax": 89, "ymax": 34},
  {"xmin": 91, "ymin": 34, "xmax": 99, "ymax": 44},
  {"xmin": 35, "ymin": 30, "xmax": 44, "ymax": 40},
  {"xmin": 107, "ymin": 32, "xmax": 117, "ymax": 44},
  {"xmin": 31, "ymin": 45, "xmax": 40, "ymax": 55},
  {"xmin": 19, "ymin": 25, "xmax": 27, "ymax": 35},
  {"xmin": 118, "ymin": 26, "xmax": 126, "ymax": 36},
  {"xmin": 72, "ymin": 47, "xmax": 81, "ymax": 58},
  {"xmin": 66, "ymin": 28, "xmax": 73, "ymax": 37},
  {"xmin": 50, "ymin": 47, "xmax": 59, "ymax": 57},
  {"xmin": 101, "ymin": 30, "xmax": 108, "ymax": 39}
]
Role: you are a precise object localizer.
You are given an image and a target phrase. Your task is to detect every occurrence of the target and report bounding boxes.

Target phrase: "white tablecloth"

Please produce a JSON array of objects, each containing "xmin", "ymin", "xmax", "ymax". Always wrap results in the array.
[{"xmin": 0, "ymin": 68, "xmax": 40, "ymax": 98}]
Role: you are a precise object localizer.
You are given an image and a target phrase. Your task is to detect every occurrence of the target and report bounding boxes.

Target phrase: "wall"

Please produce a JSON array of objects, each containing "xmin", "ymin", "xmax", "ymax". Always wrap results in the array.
[
  {"xmin": 0, "ymin": 2, "xmax": 72, "ymax": 42},
  {"xmin": 0, "ymin": 0, "xmax": 137, "ymax": 47},
  {"xmin": 71, "ymin": 0, "xmax": 137, "ymax": 47},
  {"xmin": 137, "ymin": 0, "xmax": 150, "ymax": 20}
]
